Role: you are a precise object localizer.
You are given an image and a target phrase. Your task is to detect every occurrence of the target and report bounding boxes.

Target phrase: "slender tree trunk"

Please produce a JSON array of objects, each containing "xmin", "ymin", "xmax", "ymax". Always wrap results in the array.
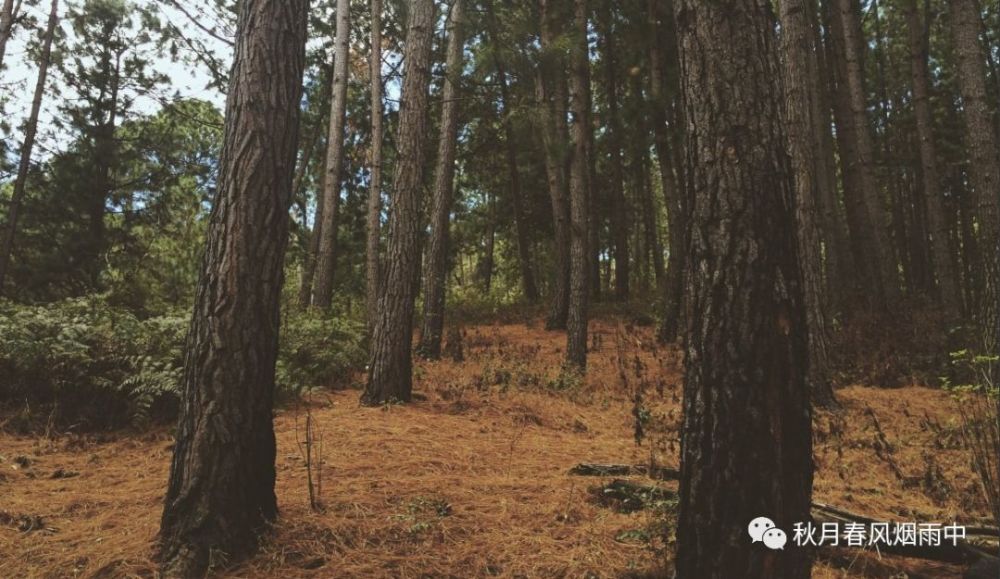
[
  {"xmin": 566, "ymin": 0, "xmax": 590, "ymax": 370},
  {"xmin": 417, "ymin": 0, "xmax": 464, "ymax": 360},
  {"xmin": 0, "ymin": 0, "xmax": 18, "ymax": 74},
  {"xmin": 367, "ymin": 0, "xmax": 383, "ymax": 332},
  {"xmin": 480, "ymin": 190, "xmax": 496, "ymax": 291},
  {"xmin": 360, "ymin": 0, "xmax": 436, "ymax": 405},
  {"xmin": 779, "ymin": 0, "xmax": 837, "ymax": 407},
  {"xmin": 833, "ymin": 0, "xmax": 898, "ymax": 305},
  {"xmin": 0, "ymin": 0, "xmax": 57, "ymax": 292},
  {"xmin": 158, "ymin": 0, "xmax": 308, "ymax": 575},
  {"xmin": 311, "ymin": 0, "xmax": 351, "ymax": 309},
  {"xmin": 538, "ymin": 0, "xmax": 571, "ymax": 330},
  {"xmin": 291, "ymin": 118, "xmax": 322, "ymax": 309},
  {"xmin": 598, "ymin": 0, "xmax": 628, "ymax": 300},
  {"xmin": 631, "ymin": 75, "xmax": 664, "ymax": 286},
  {"xmin": 672, "ymin": 1, "xmax": 813, "ymax": 577},
  {"xmin": 950, "ymin": 0, "xmax": 1000, "ymax": 360},
  {"xmin": 298, "ymin": 161, "xmax": 326, "ymax": 309},
  {"xmin": 904, "ymin": 0, "xmax": 961, "ymax": 314}
]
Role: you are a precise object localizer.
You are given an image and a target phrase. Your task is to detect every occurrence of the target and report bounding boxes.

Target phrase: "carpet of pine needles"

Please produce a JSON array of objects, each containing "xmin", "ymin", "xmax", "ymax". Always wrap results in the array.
[{"xmin": 0, "ymin": 318, "xmax": 993, "ymax": 578}]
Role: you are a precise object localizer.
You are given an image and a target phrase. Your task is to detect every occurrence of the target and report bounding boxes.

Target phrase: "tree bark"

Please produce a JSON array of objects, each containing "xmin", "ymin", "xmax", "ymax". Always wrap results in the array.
[
  {"xmin": 950, "ymin": 0, "xmax": 1000, "ymax": 354},
  {"xmin": 360, "ymin": 0, "xmax": 436, "ymax": 405},
  {"xmin": 367, "ymin": 0, "xmax": 383, "ymax": 332},
  {"xmin": 778, "ymin": 0, "xmax": 837, "ymax": 407},
  {"xmin": 904, "ymin": 0, "xmax": 961, "ymax": 314},
  {"xmin": 311, "ymin": 0, "xmax": 351, "ymax": 309},
  {"xmin": 158, "ymin": 0, "xmax": 308, "ymax": 575},
  {"xmin": 565, "ymin": 0, "xmax": 590, "ymax": 370},
  {"xmin": 417, "ymin": 0, "xmax": 464, "ymax": 360},
  {"xmin": 0, "ymin": 0, "xmax": 57, "ymax": 292},
  {"xmin": 672, "ymin": 1, "xmax": 813, "ymax": 577},
  {"xmin": 0, "ymin": 0, "xmax": 17, "ymax": 74},
  {"xmin": 598, "ymin": 0, "xmax": 628, "ymax": 301},
  {"xmin": 537, "ymin": 0, "xmax": 571, "ymax": 330},
  {"xmin": 832, "ymin": 0, "xmax": 899, "ymax": 306}
]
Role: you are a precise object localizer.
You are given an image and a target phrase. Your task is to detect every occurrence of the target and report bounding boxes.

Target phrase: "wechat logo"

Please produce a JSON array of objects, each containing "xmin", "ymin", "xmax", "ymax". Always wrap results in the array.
[{"xmin": 748, "ymin": 516, "xmax": 788, "ymax": 550}]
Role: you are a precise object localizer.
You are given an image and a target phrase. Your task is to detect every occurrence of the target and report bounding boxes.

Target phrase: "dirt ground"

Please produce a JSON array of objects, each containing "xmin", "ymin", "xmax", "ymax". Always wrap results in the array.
[{"xmin": 0, "ymin": 319, "xmax": 994, "ymax": 578}]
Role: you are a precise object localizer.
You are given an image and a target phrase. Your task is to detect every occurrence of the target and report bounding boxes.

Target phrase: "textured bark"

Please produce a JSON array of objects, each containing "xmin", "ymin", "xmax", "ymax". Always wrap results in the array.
[
  {"xmin": 598, "ymin": 0, "xmax": 629, "ymax": 300},
  {"xmin": 537, "ymin": 0, "xmax": 571, "ymax": 330},
  {"xmin": 779, "ymin": 0, "xmax": 837, "ymax": 407},
  {"xmin": 0, "ymin": 0, "xmax": 17, "ymax": 73},
  {"xmin": 0, "ymin": 0, "xmax": 57, "ymax": 292},
  {"xmin": 366, "ymin": 0, "xmax": 384, "ymax": 332},
  {"xmin": 565, "ymin": 0, "xmax": 590, "ymax": 370},
  {"xmin": 672, "ymin": 1, "xmax": 813, "ymax": 578},
  {"xmin": 311, "ymin": 0, "xmax": 351, "ymax": 310},
  {"xmin": 950, "ymin": 0, "xmax": 1000, "ymax": 345},
  {"xmin": 417, "ymin": 0, "xmax": 464, "ymax": 361},
  {"xmin": 833, "ymin": 0, "xmax": 898, "ymax": 305},
  {"xmin": 158, "ymin": 0, "xmax": 308, "ymax": 576},
  {"xmin": 360, "ymin": 0, "xmax": 435, "ymax": 405},
  {"xmin": 904, "ymin": 0, "xmax": 961, "ymax": 314}
]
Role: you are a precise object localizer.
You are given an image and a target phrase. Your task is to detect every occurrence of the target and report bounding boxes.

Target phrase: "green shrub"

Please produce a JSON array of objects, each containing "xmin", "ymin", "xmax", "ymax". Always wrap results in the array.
[{"xmin": 277, "ymin": 312, "xmax": 367, "ymax": 395}]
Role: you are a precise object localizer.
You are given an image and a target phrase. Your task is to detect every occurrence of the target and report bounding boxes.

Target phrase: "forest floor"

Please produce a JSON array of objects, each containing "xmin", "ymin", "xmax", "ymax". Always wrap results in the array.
[{"xmin": 0, "ymin": 316, "xmax": 994, "ymax": 578}]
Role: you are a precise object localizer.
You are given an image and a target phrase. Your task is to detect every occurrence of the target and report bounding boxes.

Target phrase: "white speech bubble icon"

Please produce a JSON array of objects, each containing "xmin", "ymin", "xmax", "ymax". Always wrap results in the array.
[
  {"xmin": 762, "ymin": 528, "xmax": 787, "ymax": 550},
  {"xmin": 748, "ymin": 517, "xmax": 776, "ymax": 542}
]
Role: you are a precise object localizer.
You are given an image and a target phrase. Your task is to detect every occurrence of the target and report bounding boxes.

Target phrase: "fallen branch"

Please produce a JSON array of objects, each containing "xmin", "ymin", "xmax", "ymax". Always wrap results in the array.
[{"xmin": 569, "ymin": 463, "xmax": 680, "ymax": 481}]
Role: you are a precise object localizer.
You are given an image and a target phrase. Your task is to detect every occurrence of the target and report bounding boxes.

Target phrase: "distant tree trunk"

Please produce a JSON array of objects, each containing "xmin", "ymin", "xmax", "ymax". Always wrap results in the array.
[
  {"xmin": 0, "ymin": 0, "xmax": 17, "ymax": 73},
  {"xmin": 367, "ymin": 0, "xmax": 384, "ymax": 332},
  {"xmin": 298, "ymin": 160, "xmax": 327, "ymax": 309},
  {"xmin": 0, "ymin": 0, "xmax": 57, "ymax": 292},
  {"xmin": 417, "ymin": 0, "xmax": 464, "ymax": 360},
  {"xmin": 311, "ymin": 0, "xmax": 351, "ymax": 310},
  {"xmin": 360, "ymin": 0, "xmax": 436, "ymax": 406},
  {"xmin": 631, "ymin": 74, "xmax": 664, "ymax": 287},
  {"xmin": 158, "ymin": 0, "xmax": 308, "ymax": 575},
  {"xmin": 598, "ymin": 0, "xmax": 628, "ymax": 301},
  {"xmin": 480, "ymin": 190, "xmax": 496, "ymax": 291},
  {"xmin": 565, "ymin": 0, "xmax": 590, "ymax": 369},
  {"xmin": 904, "ymin": 0, "xmax": 961, "ymax": 314},
  {"xmin": 950, "ymin": 0, "xmax": 1000, "ymax": 358},
  {"xmin": 292, "ymin": 117, "xmax": 323, "ymax": 309},
  {"xmin": 779, "ymin": 0, "xmax": 837, "ymax": 407},
  {"xmin": 672, "ymin": 1, "xmax": 813, "ymax": 578},
  {"xmin": 538, "ymin": 0, "xmax": 571, "ymax": 330},
  {"xmin": 832, "ymin": 0, "xmax": 898, "ymax": 306}
]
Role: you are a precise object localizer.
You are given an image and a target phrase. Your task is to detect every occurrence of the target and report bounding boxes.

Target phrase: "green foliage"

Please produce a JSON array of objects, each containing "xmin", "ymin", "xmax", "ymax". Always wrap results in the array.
[{"xmin": 277, "ymin": 311, "xmax": 367, "ymax": 396}]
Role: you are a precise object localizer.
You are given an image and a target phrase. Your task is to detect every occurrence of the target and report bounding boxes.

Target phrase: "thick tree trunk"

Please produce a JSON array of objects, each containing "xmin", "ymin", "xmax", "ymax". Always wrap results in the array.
[
  {"xmin": 0, "ymin": 0, "xmax": 17, "ymax": 73},
  {"xmin": 537, "ymin": 0, "xmax": 571, "ymax": 330},
  {"xmin": 0, "ymin": 0, "xmax": 57, "ymax": 292},
  {"xmin": 904, "ymin": 0, "xmax": 961, "ymax": 314},
  {"xmin": 779, "ymin": 0, "xmax": 837, "ymax": 407},
  {"xmin": 158, "ymin": 0, "xmax": 308, "ymax": 575},
  {"xmin": 367, "ymin": 0, "xmax": 384, "ymax": 332},
  {"xmin": 360, "ymin": 0, "xmax": 436, "ymax": 405},
  {"xmin": 672, "ymin": 1, "xmax": 813, "ymax": 578},
  {"xmin": 417, "ymin": 0, "xmax": 464, "ymax": 360},
  {"xmin": 311, "ymin": 0, "xmax": 351, "ymax": 310},
  {"xmin": 565, "ymin": 0, "xmax": 590, "ymax": 370},
  {"xmin": 833, "ymin": 0, "xmax": 899, "ymax": 305},
  {"xmin": 599, "ymin": 1, "xmax": 629, "ymax": 301},
  {"xmin": 950, "ymin": 0, "xmax": 1000, "ymax": 353}
]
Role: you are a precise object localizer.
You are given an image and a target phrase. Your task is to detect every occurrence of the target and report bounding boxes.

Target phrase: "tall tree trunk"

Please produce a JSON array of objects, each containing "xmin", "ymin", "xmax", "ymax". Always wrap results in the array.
[
  {"xmin": 779, "ymin": 0, "xmax": 837, "ymax": 407},
  {"xmin": 417, "ymin": 0, "xmax": 464, "ymax": 360},
  {"xmin": 832, "ymin": 0, "xmax": 898, "ymax": 306},
  {"xmin": 311, "ymin": 0, "xmax": 351, "ymax": 309},
  {"xmin": 367, "ymin": 0, "xmax": 383, "ymax": 332},
  {"xmin": 298, "ymin": 160, "xmax": 327, "ymax": 309},
  {"xmin": 538, "ymin": 0, "xmax": 571, "ymax": 330},
  {"xmin": 360, "ymin": 0, "xmax": 436, "ymax": 405},
  {"xmin": 0, "ymin": 0, "xmax": 18, "ymax": 74},
  {"xmin": 291, "ymin": 116, "xmax": 323, "ymax": 309},
  {"xmin": 0, "ymin": 0, "xmax": 57, "ymax": 292},
  {"xmin": 904, "ymin": 0, "xmax": 961, "ymax": 314},
  {"xmin": 631, "ymin": 75, "xmax": 664, "ymax": 286},
  {"xmin": 565, "ymin": 0, "xmax": 590, "ymax": 370},
  {"xmin": 158, "ymin": 0, "xmax": 308, "ymax": 575},
  {"xmin": 672, "ymin": 1, "xmax": 813, "ymax": 577},
  {"xmin": 950, "ymin": 0, "xmax": 1000, "ymax": 361},
  {"xmin": 598, "ymin": 0, "xmax": 628, "ymax": 300}
]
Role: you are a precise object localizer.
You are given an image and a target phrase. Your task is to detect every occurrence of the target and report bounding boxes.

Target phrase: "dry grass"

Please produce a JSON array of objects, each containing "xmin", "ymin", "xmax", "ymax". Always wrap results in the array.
[{"xmin": 0, "ymin": 319, "xmax": 991, "ymax": 578}]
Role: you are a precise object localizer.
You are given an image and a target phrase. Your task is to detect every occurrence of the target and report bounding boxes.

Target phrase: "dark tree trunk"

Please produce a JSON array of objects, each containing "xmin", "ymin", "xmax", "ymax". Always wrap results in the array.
[
  {"xmin": 599, "ymin": 0, "xmax": 629, "ymax": 301},
  {"xmin": 0, "ymin": 0, "xmax": 57, "ymax": 292},
  {"xmin": 417, "ymin": 0, "xmax": 464, "ymax": 360},
  {"xmin": 631, "ymin": 74, "xmax": 664, "ymax": 287},
  {"xmin": 0, "ymin": 0, "xmax": 17, "ymax": 73},
  {"xmin": 537, "ymin": 0, "xmax": 571, "ymax": 330},
  {"xmin": 565, "ymin": 0, "xmax": 590, "ymax": 370},
  {"xmin": 779, "ymin": 0, "xmax": 837, "ymax": 407},
  {"xmin": 158, "ymin": 0, "xmax": 308, "ymax": 575},
  {"xmin": 672, "ymin": 1, "xmax": 813, "ymax": 578},
  {"xmin": 311, "ymin": 0, "xmax": 351, "ymax": 310},
  {"xmin": 367, "ymin": 0, "xmax": 384, "ymax": 332},
  {"xmin": 360, "ymin": 0, "xmax": 436, "ymax": 405},
  {"xmin": 905, "ymin": 0, "xmax": 961, "ymax": 314}
]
